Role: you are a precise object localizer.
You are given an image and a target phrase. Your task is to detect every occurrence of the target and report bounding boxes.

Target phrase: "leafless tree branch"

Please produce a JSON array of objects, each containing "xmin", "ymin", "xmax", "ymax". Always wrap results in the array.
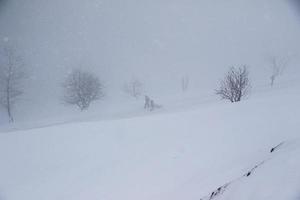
[
  {"xmin": 0, "ymin": 46, "xmax": 25, "ymax": 122},
  {"xmin": 62, "ymin": 69, "xmax": 104, "ymax": 111},
  {"xmin": 215, "ymin": 66, "xmax": 251, "ymax": 103}
]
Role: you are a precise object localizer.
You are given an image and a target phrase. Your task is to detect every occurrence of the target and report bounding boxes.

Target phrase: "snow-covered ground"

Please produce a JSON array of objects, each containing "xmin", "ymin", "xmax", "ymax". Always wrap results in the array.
[
  {"xmin": 0, "ymin": 83, "xmax": 299, "ymax": 200},
  {"xmin": 0, "ymin": 0, "xmax": 300, "ymax": 199}
]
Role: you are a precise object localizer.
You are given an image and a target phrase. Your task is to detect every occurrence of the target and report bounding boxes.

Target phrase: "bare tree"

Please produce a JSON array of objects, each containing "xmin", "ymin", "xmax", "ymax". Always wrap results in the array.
[
  {"xmin": 181, "ymin": 76, "xmax": 189, "ymax": 92},
  {"xmin": 268, "ymin": 56, "xmax": 288, "ymax": 87},
  {"xmin": 123, "ymin": 78, "xmax": 143, "ymax": 99},
  {"xmin": 62, "ymin": 69, "xmax": 104, "ymax": 111},
  {"xmin": 215, "ymin": 66, "xmax": 250, "ymax": 103},
  {"xmin": 0, "ymin": 47, "xmax": 25, "ymax": 122}
]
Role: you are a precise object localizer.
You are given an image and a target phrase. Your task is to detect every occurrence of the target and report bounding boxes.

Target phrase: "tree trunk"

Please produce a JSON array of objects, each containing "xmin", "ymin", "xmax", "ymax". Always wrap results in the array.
[
  {"xmin": 7, "ymin": 104, "xmax": 13, "ymax": 123},
  {"xmin": 6, "ymin": 72, "xmax": 13, "ymax": 123}
]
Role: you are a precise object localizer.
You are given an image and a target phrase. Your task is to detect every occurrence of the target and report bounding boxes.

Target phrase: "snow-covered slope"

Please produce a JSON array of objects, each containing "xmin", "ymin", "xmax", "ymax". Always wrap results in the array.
[
  {"xmin": 209, "ymin": 141, "xmax": 300, "ymax": 200},
  {"xmin": 0, "ymin": 85, "xmax": 299, "ymax": 200},
  {"xmin": 0, "ymin": 1, "xmax": 300, "ymax": 198}
]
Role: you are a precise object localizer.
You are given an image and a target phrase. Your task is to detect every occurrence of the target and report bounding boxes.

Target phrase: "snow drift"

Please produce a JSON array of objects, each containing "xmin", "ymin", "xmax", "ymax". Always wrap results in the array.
[{"xmin": 0, "ymin": 85, "xmax": 300, "ymax": 200}]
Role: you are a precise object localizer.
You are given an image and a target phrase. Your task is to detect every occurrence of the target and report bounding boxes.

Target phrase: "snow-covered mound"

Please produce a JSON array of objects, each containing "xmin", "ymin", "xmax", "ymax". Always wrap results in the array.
[{"xmin": 0, "ymin": 85, "xmax": 299, "ymax": 200}]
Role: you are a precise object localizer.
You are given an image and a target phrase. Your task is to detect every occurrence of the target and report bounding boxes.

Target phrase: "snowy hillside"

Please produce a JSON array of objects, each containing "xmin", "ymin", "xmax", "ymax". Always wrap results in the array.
[
  {"xmin": 0, "ymin": 85, "xmax": 300, "ymax": 200},
  {"xmin": 0, "ymin": 0, "xmax": 300, "ymax": 199}
]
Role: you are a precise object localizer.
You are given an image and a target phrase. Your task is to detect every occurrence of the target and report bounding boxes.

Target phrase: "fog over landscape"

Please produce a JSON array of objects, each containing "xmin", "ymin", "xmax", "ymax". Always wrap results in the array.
[
  {"xmin": 0, "ymin": 0, "xmax": 300, "ymax": 124},
  {"xmin": 0, "ymin": 1, "xmax": 300, "ymax": 200}
]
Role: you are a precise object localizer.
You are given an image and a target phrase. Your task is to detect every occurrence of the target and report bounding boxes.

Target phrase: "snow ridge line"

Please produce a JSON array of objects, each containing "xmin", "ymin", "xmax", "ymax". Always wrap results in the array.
[{"xmin": 199, "ymin": 142, "xmax": 285, "ymax": 200}]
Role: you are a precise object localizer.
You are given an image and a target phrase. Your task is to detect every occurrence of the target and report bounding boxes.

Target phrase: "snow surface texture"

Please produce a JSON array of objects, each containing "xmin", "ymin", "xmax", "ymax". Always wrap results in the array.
[
  {"xmin": 0, "ymin": 85, "xmax": 300, "ymax": 200},
  {"xmin": 0, "ymin": 0, "xmax": 300, "ymax": 199}
]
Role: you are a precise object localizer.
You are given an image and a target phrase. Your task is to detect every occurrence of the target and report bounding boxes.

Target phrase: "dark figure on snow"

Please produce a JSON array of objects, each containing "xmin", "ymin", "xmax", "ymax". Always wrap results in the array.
[{"xmin": 144, "ymin": 95, "xmax": 150, "ymax": 109}]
